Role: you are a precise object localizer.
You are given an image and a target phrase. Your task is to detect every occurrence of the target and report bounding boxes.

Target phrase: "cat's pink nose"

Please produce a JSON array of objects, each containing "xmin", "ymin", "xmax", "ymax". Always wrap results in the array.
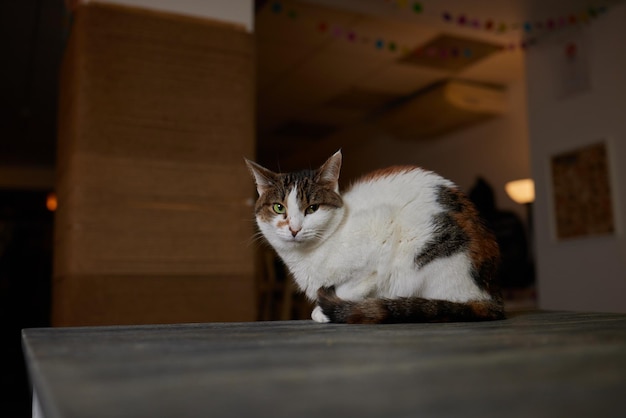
[{"xmin": 290, "ymin": 227, "xmax": 301, "ymax": 237}]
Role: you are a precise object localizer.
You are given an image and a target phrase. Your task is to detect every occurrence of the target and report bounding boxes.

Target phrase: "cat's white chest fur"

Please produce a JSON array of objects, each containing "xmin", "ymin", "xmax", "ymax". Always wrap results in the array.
[{"xmin": 284, "ymin": 204, "xmax": 400, "ymax": 300}]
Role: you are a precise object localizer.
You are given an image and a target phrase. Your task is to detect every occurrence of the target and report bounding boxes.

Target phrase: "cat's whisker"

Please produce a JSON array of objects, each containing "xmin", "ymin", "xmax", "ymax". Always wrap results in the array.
[{"xmin": 245, "ymin": 231, "xmax": 267, "ymax": 247}]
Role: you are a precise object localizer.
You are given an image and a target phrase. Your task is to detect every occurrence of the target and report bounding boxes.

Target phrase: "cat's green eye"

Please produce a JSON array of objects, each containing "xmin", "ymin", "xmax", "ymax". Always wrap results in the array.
[
  {"xmin": 305, "ymin": 204, "xmax": 319, "ymax": 215},
  {"xmin": 273, "ymin": 203, "xmax": 286, "ymax": 214}
]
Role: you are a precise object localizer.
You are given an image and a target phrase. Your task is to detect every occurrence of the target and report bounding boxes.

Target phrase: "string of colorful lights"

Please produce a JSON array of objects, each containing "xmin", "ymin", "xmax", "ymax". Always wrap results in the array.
[
  {"xmin": 386, "ymin": 0, "xmax": 608, "ymax": 35},
  {"xmin": 265, "ymin": 1, "xmax": 610, "ymax": 56}
]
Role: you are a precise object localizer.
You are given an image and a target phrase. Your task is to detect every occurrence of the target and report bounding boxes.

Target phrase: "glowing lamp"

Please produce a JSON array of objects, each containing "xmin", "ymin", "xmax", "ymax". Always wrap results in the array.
[
  {"xmin": 46, "ymin": 192, "xmax": 58, "ymax": 212},
  {"xmin": 505, "ymin": 179, "xmax": 535, "ymax": 204}
]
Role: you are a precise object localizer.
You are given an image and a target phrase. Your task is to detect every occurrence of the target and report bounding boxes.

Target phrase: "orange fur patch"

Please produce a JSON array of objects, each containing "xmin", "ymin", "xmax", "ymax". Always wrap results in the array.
[
  {"xmin": 468, "ymin": 301, "xmax": 490, "ymax": 318},
  {"xmin": 360, "ymin": 165, "xmax": 419, "ymax": 182},
  {"xmin": 468, "ymin": 300, "xmax": 505, "ymax": 320}
]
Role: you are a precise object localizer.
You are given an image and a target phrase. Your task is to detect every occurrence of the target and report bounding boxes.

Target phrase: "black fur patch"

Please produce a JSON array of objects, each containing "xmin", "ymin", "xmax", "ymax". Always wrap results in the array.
[
  {"xmin": 415, "ymin": 212, "xmax": 470, "ymax": 268},
  {"xmin": 414, "ymin": 185, "xmax": 481, "ymax": 268},
  {"xmin": 436, "ymin": 184, "xmax": 467, "ymax": 213},
  {"xmin": 471, "ymin": 259, "xmax": 498, "ymax": 291}
]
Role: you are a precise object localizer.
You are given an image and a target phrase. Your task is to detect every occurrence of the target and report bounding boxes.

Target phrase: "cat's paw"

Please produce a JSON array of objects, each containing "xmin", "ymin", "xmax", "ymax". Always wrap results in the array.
[{"xmin": 311, "ymin": 306, "xmax": 330, "ymax": 323}]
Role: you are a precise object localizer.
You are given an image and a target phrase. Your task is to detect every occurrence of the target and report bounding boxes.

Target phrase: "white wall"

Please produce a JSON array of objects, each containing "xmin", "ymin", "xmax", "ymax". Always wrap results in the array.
[{"xmin": 526, "ymin": 4, "xmax": 626, "ymax": 312}]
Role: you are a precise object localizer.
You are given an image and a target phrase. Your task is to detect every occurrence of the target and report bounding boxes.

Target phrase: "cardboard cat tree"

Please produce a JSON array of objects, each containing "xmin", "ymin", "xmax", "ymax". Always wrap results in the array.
[{"xmin": 53, "ymin": 1, "xmax": 256, "ymax": 325}]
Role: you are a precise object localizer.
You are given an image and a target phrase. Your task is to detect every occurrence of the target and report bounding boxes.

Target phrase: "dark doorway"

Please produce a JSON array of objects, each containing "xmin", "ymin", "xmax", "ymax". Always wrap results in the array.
[{"xmin": 1, "ymin": 189, "xmax": 53, "ymax": 418}]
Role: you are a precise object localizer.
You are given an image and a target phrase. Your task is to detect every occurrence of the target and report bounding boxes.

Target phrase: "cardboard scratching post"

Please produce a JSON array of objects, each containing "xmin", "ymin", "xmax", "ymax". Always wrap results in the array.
[{"xmin": 53, "ymin": 3, "xmax": 256, "ymax": 325}]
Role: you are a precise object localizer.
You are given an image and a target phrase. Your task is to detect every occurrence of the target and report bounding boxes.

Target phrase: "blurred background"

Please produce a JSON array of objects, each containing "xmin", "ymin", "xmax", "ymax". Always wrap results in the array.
[{"xmin": 2, "ymin": 0, "xmax": 626, "ymax": 416}]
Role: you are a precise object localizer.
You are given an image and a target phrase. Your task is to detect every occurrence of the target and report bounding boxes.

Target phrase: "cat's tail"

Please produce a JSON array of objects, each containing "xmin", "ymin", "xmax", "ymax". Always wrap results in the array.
[{"xmin": 316, "ymin": 287, "xmax": 505, "ymax": 324}]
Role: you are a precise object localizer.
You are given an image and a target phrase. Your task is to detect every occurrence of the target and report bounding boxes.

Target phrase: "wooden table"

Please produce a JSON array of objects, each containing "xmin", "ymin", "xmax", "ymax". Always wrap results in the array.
[{"xmin": 22, "ymin": 311, "xmax": 626, "ymax": 418}]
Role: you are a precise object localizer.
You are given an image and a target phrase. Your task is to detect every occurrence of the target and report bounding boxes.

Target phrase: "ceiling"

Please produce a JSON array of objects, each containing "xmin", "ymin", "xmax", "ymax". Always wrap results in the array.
[{"xmin": 0, "ymin": 0, "xmax": 615, "ymax": 169}]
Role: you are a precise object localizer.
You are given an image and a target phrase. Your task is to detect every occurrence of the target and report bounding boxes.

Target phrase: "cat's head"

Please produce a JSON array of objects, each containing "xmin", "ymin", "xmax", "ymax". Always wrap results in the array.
[{"xmin": 245, "ymin": 151, "xmax": 344, "ymax": 251}]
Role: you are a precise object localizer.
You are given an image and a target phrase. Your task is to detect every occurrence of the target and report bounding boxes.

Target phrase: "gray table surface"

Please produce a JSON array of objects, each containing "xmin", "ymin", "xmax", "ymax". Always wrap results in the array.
[{"xmin": 22, "ymin": 311, "xmax": 626, "ymax": 418}]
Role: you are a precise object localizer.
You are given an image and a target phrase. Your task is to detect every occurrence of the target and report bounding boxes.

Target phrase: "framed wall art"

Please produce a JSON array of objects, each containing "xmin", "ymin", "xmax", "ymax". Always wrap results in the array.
[{"xmin": 550, "ymin": 141, "xmax": 615, "ymax": 240}]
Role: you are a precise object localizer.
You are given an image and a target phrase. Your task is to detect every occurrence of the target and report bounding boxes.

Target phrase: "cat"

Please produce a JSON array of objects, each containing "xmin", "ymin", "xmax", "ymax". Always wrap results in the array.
[{"xmin": 245, "ymin": 150, "xmax": 504, "ymax": 324}]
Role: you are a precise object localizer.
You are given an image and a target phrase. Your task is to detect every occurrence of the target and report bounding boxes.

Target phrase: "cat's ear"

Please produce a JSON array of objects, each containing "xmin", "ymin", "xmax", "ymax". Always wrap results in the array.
[
  {"xmin": 316, "ymin": 150, "xmax": 342, "ymax": 192},
  {"xmin": 245, "ymin": 159, "xmax": 277, "ymax": 197}
]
